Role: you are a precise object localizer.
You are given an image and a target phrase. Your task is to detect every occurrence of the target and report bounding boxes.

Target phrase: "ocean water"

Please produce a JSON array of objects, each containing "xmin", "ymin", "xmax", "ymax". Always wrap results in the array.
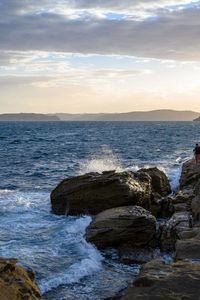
[{"xmin": 0, "ymin": 121, "xmax": 199, "ymax": 299}]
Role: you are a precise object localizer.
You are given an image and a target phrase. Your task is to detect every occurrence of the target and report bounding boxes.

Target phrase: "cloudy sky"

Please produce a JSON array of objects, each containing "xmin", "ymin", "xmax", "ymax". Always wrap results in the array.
[{"xmin": 0, "ymin": 0, "xmax": 200, "ymax": 113}]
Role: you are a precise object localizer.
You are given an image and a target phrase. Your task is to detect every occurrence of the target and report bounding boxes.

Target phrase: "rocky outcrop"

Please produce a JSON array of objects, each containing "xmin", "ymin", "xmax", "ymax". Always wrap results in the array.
[
  {"xmin": 51, "ymin": 171, "xmax": 152, "ymax": 215},
  {"xmin": 180, "ymin": 158, "xmax": 200, "ymax": 189},
  {"xmin": 110, "ymin": 259, "xmax": 200, "ymax": 300},
  {"xmin": 160, "ymin": 211, "xmax": 193, "ymax": 252},
  {"xmin": 139, "ymin": 167, "xmax": 171, "ymax": 196},
  {"xmin": 51, "ymin": 168, "xmax": 172, "ymax": 216},
  {"xmin": 170, "ymin": 190, "xmax": 193, "ymax": 213},
  {"xmin": 175, "ymin": 226, "xmax": 200, "ymax": 260},
  {"xmin": 0, "ymin": 258, "xmax": 42, "ymax": 300},
  {"xmin": 85, "ymin": 206, "xmax": 156, "ymax": 249}
]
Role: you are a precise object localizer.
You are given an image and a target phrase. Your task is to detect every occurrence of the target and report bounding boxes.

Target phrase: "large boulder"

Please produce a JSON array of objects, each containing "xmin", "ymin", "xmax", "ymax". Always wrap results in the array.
[
  {"xmin": 0, "ymin": 258, "xmax": 42, "ymax": 300},
  {"xmin": 110, "ymin": 259, "xmax": 200, "ymax": 300},
  {"xmin": 85, "ymin": 206, "xmax": 156, "ymax": 249},
  {"xmin": 180, "ymin": 158, "xmax": 200, "ymax": 190},
  {"xmin": 51, "ymin": 171, "xmax": 152, "ymax": 215},
  {"xmin": 139, "ymin": 167, "xmax": 171, "ymax": 196}
]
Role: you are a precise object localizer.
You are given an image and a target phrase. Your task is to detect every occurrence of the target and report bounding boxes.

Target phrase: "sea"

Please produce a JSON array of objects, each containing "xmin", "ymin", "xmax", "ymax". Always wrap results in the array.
[{"xmin": 0, "ymin": 121, "xmax": 199, "ymax": 300}]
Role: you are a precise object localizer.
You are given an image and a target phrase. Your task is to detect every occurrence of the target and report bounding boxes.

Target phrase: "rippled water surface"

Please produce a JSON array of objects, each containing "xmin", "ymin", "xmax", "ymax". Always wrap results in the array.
[{"xmin": 0, "ymin": 121, "xmax": 200, "ymax": 299}]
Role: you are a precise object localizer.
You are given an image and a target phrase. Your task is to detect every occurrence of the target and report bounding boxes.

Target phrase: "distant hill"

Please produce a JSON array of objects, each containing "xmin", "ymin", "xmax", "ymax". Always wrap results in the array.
[
  {"xmin": 0, "ymin": 113, "xmax": 60, "ymax": 121},
  {"xmin": 194, "ymin": 116, "xmax": 200, "ymax": 121},
  {"xmin": 56, "ymin": 110, "xmax": 200, "ymax": 121}
]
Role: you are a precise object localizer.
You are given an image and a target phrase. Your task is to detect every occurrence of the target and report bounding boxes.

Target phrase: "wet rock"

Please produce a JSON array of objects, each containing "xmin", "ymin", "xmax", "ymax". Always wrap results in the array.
[
  {"xmin": 85, "ymin": 206, "xmax": 156, "ymax": 249},
  {"xmin": 180, "ymin": 158, "xmax": 200, "ymax": 190},
  {"xmin": 118, "ymin": 243, "xmax": 161, "ymax": 265},
  {"xmin": 111, "ymin": 259, "xmax": 200, "ymax": 300},
  {"xmin": 160, "ymin": 211, "xmax": 193, "ymax": 252},
  {"xmin": 139, "ymin": 167, "xmax": 171, "ymax": 196},
  {"xmin": 0, "ymin": 258, "xmax": 42, "ymax": 300},
  {"xmin": 51, "ymin": 171, "xmax": 152, "ymax": 215}
]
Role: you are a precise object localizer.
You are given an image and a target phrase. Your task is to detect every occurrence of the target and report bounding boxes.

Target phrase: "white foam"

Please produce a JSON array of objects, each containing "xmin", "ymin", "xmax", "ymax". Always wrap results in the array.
[
  {"xmin": 39, "ymin": 239, "xmax": 103, "ymax": 294},
  {"xmin": 78, "ymin": 146, "xmax": 123, "ymax": 174}
]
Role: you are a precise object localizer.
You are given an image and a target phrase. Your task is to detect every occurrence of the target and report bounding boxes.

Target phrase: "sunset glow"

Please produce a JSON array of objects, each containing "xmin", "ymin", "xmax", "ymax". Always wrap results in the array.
[{"xmin": 0, "ymin": 0, "xmax": 200, "ymax": 113}]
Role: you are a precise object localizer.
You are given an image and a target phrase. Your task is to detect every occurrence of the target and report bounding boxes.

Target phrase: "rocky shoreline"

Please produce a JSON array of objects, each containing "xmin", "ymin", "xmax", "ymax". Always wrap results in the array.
[
  {"xmin": 2, "ymin": 158, "xmax": 199, "ymax": 299},
  {"xmin": 51, "ymin": 158, "xmax": 200, "ymax": 299}
]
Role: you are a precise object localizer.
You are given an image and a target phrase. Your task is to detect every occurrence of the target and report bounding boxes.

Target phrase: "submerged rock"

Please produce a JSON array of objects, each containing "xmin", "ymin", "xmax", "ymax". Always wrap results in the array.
[
  {"xmin": 85, "ymin": 206, "xmax": 156, "ymax": 249},
  {"xmin": 110, "ymin": 259, "xmax": 200, "ymax": 300},
  {"xmin": 0, "ymin": 258, "xmax": 42, "ymax": 300},
  {"xmin": 51, "ymin": 171, "xmax": 152, "ymax": 215}
]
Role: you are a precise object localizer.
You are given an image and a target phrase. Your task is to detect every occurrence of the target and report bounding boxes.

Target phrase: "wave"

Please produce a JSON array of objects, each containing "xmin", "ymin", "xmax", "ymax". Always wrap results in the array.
[
  {"xmin": 39, "ymin": 239, "xmax": 103, "ymax": 294},
  {"xmin": 78, "ymin": 146, "xmax": 123, "ymax": 174}
]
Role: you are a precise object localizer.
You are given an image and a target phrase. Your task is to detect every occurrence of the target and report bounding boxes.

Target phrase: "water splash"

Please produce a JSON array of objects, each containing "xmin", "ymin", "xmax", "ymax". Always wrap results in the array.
[{"xmin": 78, "ymin": 146, "xmax": 123, "ymax": 174}]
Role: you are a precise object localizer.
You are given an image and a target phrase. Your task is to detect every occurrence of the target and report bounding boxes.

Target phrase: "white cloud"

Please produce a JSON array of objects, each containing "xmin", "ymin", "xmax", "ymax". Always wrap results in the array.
[{"xmin": 0, "ymin": 5, "xmax": 200, "ymax": 61}]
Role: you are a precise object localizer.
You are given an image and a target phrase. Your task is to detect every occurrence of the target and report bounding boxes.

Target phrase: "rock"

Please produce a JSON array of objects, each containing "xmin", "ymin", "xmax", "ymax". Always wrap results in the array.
[
  {"xmin": 51, "ymin": 171, "xmax": 152, "ymax": 215},
  {"xmin": 160, "ymin": 211, "xmax": 193, "ymax": 252},
  {"xmin": 192, "ymin": 195, "xmax": 200, "ymax": 220},
  {"xmin": 171, "ymin": 190, "xmax": 193, "ymax": 212},
  {"xmin": 118, "ymin": 243, "xmax": 161, "ymax": 264},
  {"xmin": 139, "ymin": 167, "xmax": 171, "ymax": 196},
  {"xmin": 175, "ymin": 226, "xmax": 200, "ymax": 260},
  {"xmin": 111, "ymin": 259, "xmax": 200, "ymax": 300},
  {"xmin": 180, "ymin": 158, "xmax": 200, "ymax": 189},
  {"xmin": 176, "ymin": 239, "xmax": 200, "ymax": 261},
  {"xmin": 0, "ymin": 258, "xmax": 42, "ymax": 300},
  {"xmin": 85, "ymin": 206, "xmax": 156, "ymax": 249}
]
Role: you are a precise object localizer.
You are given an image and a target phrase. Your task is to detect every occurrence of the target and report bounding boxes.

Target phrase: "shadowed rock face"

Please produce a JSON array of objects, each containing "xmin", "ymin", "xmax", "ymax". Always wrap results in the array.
[
  {"xmin": 51, "ymin": 171, "xmax": 152, "ymax": 215},
  {"xmin": 160, "ymin": 211, "xmax": 193, "ymax": 252},
  {"xmin": 109, "ymin": 259, "xmax": 200, "ymax": 300},
  {"xmin": 0, "ymin": 258, "xmax": 42, "ymax": 300},
  {"xmin": 85, "ymin": 206, "xmax": 156, "ymax": 249},
  {"xmin": 175, "ymin": 226, "xmax": 200, "ymax": 261},
  {"xmin": 180, "ymin": 158, "xmax": 200, "ymax": 189},
  {"xmin": 139, "ymin": 167, "xmax": 171, "ymax": 196},
  {"xmin": 51, "ymin": 168, "xmax": 171, "ymax": 216}
]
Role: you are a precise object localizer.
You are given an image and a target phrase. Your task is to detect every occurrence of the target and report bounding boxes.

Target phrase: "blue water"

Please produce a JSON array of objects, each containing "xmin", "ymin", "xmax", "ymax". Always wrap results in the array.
[{"xmin": 0, "ymin": 121, "xmax": 199, "ymax": 299}]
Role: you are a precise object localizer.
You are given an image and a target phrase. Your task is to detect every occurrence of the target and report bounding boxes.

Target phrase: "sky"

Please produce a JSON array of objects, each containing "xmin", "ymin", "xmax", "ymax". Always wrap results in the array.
[{"xmin": 0, "ymin": 0, "xmax": 200, "ymax": 113}]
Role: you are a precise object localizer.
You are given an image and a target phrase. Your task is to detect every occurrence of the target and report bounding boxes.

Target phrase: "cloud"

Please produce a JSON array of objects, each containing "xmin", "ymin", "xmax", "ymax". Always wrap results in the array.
[{"xmin": 0, "ymin": 1, "xmax": 200, "ymax": 61}]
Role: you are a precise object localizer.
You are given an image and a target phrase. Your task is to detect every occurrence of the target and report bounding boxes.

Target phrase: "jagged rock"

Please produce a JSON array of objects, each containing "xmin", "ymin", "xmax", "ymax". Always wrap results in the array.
[
  {"xmin": 139, "ymin": 167, "xmax": 171, "ymax": 196},
  {"xmin": 51, "ymin": 171, "xmax": 152, "ymax": 215},
  {"xmin": 180, "ymin": 158, "xmax": 200, "ymax": 189},
  {"xmin": 110, "ymin": 259, "xmax": 200, "ymax": 300},
  {"xmin": 118, "ymin": 243, "xmax": 161, "ymax": 264},
  {"xmin": 0, "ymin": 258, "xmax": 42, "ymax": 300},
  {"xmin": 160, "ymin": 211, "xmax": 193, "ymax": 252},
  {"xmin": 85, "ymin": 206, "xmax": 156, "ymax": 249},
  {"xmin": 170, "ymin": 190, "xmax": 193, "ymax": 213}
]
